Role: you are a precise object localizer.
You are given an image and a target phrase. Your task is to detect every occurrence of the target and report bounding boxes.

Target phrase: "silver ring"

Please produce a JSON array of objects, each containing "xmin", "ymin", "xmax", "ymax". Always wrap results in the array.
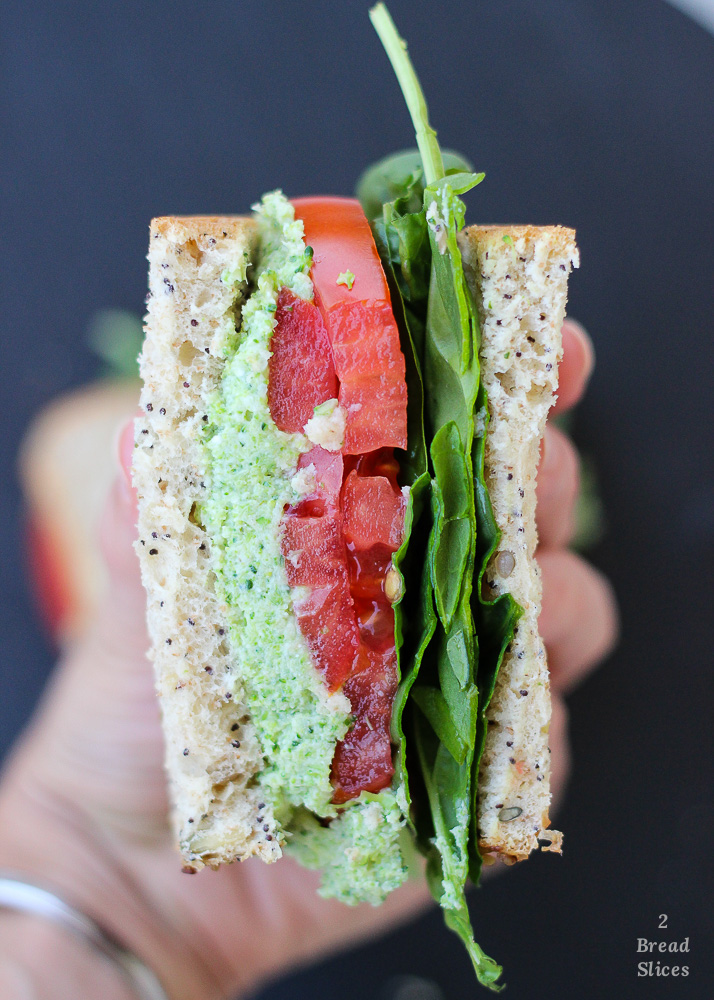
[{"xmin": 0, "ymin": 874, "xmax": 169, "ymax": 1000}]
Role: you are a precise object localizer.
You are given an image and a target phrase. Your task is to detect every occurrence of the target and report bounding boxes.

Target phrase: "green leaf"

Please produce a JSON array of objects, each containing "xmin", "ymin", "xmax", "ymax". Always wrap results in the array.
[
  {"xmin": 356, "ymin": 147, "xmax": 473, "ymax": 221},
  {"xmin": 369, "ymin": 5, "xmax": 445, "ymax": 185},
  {"xmin": 446, "ymin": 628, "xmax": 471, "ymax": 688},
  {"xmin": 443, "ymin": 908, "xmax": 505, "ymax": 992},
  {"xmin": 371, "ymin": 0, "xmax": 483, "ymax": 955},
  {"xmin": 411, "ymin": 685, "xmax": 467, "ymax": 763},
  {"xmin": 432, "ymin": 514, "xmax": 470, "ymax": 628},
  {"xmin": 435, "ymin": 170, "xmax": 486, "ymax": 196},
  {"xmin": 373, "ymin": 212, "xmax": 434, "ymax": 825},
  {"xmin": 414, "ymin": 712, "xmax": 504, "ymax": 991},
  {"xmin": 366, "ymin": 7, "xmax": 522, "ymax": 988},
  {"xmin": 438, "ymin": 640, "xmax": 477, "ymax": 745},
  {"xmin": 389, "ymin": 209, "xmax": 431, "ymax": 304},
  {"xmin": 430, "ymin": 422, "xmax": 469, "ymax": 519}
]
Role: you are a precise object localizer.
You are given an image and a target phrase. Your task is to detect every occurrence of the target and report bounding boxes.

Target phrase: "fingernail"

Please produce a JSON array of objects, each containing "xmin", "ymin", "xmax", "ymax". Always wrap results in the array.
[{"xmin": 562, "ymin": 317, "xmax": 595, "ymax": 382}]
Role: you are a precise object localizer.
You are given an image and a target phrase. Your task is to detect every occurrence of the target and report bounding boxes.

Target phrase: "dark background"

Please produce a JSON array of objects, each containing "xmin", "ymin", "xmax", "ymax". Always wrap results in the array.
[{"xmin": 2, "ymin": 1, "xmax": 713, "ymax": 997}]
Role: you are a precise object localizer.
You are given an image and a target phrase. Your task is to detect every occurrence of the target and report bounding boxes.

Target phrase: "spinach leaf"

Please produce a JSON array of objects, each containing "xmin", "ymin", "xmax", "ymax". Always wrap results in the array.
[
  {"xmin": 367, "ymin": 5, "xmax": 524, "ymax": 990},
  {"xmin": 414, "ymin": 712, "xmax": 504, "ymax": 991},
  {"xmin": 356, "ymin": 148, "xmax": 474, "ymax": 221},
  {"xmin": 369, "ymin": 4, "xmax": 500, "ymax": 989},
  {"xmin": 372, "ymin": 217, "xmax": 433, "ymax": 823}
]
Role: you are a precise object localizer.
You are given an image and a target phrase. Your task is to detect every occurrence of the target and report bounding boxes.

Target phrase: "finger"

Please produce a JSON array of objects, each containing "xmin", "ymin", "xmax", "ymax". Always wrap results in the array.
[
  {"xmin": 536, "ymin": 423, "xmax": 580, "ymax": 549},
  {"xmin": 95, "ymin": 420, "xmax": 147, "ymax": 657},
  {"xmin": 226, "ymin": 854, "xmax": 431, "ymax": 991},
  {"xmin": 538, "ymin": 549, "xmax": 619, "ymax": 695},
  {"xmin": 548, "ymin": 695, "xmax": 571, "ymax": 815},
  {"xmin": 20, "ymin": 434, "xmax": 163, "ymax": 826},
  {"xmin": 99, "ymin": 420, "xmax": 139, "ymax": 579},
  {"xmin": 552, "ymin": 318, "xmax": 595, "ymax": 415}
]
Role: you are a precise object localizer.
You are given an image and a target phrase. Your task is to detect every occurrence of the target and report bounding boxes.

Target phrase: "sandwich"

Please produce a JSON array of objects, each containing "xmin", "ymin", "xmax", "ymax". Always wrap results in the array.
[{"xmin": 132, "ymin": 5, "xmax": 578, "ymax": 988}]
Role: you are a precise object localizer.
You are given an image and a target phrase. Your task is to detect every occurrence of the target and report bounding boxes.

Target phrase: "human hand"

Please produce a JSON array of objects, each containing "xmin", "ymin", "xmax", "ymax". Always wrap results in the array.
[
  {"xmin": 0, "ymin": 317, "xmax": 617, "ymax": 999},
  {"xmin": 536, "ymin": 319, "xmax": 619, "ymax": 809}
]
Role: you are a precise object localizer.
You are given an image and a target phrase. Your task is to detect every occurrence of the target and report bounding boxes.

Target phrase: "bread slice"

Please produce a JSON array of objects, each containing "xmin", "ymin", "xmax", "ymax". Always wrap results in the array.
[
  {"xmin": 133, "ymin": 216, "xmax": 281, "ymax": 870},
  {"xmin": 460, "ymin": 225, "xmax": 579, "ymax": 862}
]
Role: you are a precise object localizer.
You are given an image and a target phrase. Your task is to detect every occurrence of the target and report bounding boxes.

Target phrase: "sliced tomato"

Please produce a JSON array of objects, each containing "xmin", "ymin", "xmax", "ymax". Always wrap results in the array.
[
  {"xmin": 290, "ymin": 197, "xmax": 390, "ymax": 311},
  {"xmin": 352, "ymin": 447, "xmax": 401, "ymax": 486},
  {"xmin": 353, "ymin": 597, "xmax": 396, "ymax": 652},
  {"xmin": 347, "ymin": 544, "xmax": 395, "ymax": 603},
  {"xmin": 283, "ymin": 515, "xmax": 342, "ymax": 587},
  {"xmin": 293, "ymin": 446, "xmax": 343, "ymax": 513},
  {"xmin": 282, "ymin": 508, "xmax": 361, "ymax": 689},
  {"xmin": 292, "ymin": 582, "xmax": 360, "ymax": 690},
  {"xmin": 268, "ymin": 288, "xmax": 337, "ymax": 434},
  {"xmin": 291, "ymin": 198, "xmax": 408, "ymax": 453},
  {"xmin": 342, "ymin": 470, "xmax": 406, "ymax": 551},
  {"xmin": 282, "ymin": 446, "xmax": 360, "ymax": 690},
  {"xmin": 331, "ymin": 647, "xmax": 398, "ymax": 804}
]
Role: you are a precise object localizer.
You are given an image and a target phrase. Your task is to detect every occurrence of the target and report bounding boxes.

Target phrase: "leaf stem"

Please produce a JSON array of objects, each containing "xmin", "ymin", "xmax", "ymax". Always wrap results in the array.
[{"xmin": 369, "ymin": 4, "xmax": 445, "ymax": 187}]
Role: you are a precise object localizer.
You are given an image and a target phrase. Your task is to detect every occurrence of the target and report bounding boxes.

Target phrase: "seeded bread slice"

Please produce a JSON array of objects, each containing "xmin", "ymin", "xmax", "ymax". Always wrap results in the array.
[
  {"xmin": 133, "ymin": 216, "xmax": 281, "ymax": 870},
  {"xmin": 459, "ymin": 224, "xmax": 579, "ymax": 863}
]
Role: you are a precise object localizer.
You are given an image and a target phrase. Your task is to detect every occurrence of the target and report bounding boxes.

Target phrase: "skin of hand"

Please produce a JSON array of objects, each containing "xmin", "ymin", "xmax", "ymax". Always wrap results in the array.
[{"xmin": 0, "ymin": 318, "xmax": 618, "ymax": 1000}]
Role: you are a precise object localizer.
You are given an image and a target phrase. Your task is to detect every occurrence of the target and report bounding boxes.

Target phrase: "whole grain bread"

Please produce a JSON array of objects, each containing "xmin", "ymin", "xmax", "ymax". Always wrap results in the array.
[
  {"xmin": 133, "ymin": 216, "xmax": 281, "ymax": 870},
  {"xmin": 459, "ymin": 224, "xmax": 579, "ymax": 862}
]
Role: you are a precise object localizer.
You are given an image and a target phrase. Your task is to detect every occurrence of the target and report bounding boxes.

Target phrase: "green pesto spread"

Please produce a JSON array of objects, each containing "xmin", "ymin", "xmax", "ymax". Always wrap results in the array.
[
  {"xmin": 202, "ymin": 191, "xmax": 406, "ymax": 901},
  {"xmin": 288, "ymin": 790, "xmax": 408, "ymax": 905}
]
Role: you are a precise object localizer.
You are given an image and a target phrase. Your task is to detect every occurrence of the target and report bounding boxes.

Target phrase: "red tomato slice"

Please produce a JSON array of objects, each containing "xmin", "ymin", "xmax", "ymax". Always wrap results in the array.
[
  {"xmin": 291, "ymin": 198, "xmax": 408, "ymax": 453},
  {"xmin": 353, "ymin": 448, "xmax": 401, "ymax": 486},
  {"xmin": 347, "ymin": 545, "xmax": 395, "ymax": 603},
  {"xmin": 282, "ymin": 514, "xmax": 346, "ymax": 588},
  {"xmin": 293, "ymin": 446, "xmax": 343, "ymax": 512},
  {"xmin": 331, "ymin": 647, "xmax": 399, "ymax": 803},
  {"xmin": 353, "ymin": 597, "xmax": 396, "ymax": 652},
  {"xmin": 327, "ymin": 300, "xmax": 404, "ymax": 376},
  {"xmin": 290, "ymin": 197, "xmax": 390, "ymax": 311},
  {"xmin": 340, "ymin": 376, "xmax": 408, "ymax": 454},
  {"xmin": 342, "ymin": 470, "xmax": 406, "ymax": 551},
  {"xmin": 282, "ymin": 446, "xmax": 360, "ymax": 691},
  {"xmin": 292, "ymin": 582, "xmax": 360, "ymax": 690},
  {"xmin": 268, "ymin": 288, "xmax": 337, "ymax": 434}
]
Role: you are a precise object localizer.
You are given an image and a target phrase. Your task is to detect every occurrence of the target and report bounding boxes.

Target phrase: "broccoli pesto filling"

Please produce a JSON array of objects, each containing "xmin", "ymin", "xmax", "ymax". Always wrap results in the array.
[
  {"xmin": 202, "ymin": 192, "xmax": 346, "ymax": 820},
  {"xmin": 201, "ymin": 191, "xmax": 406, "ymax": 901},
  {"xmin": 288, "ymin": 789, "xmax": 408, "ymax": 905}
]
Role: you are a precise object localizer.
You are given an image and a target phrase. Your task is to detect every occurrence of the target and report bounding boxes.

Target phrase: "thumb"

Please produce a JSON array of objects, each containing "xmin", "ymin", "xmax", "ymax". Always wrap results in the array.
[
  {"xmin": 16, "ymin": 420, "xmax": 165, "ymax": 820},
  {"xmin": 100, "ymin": 419, "xmax": 140, "ymax": 580},
  {"xmin": 93, "ymin": 419, "xmax": 148, "ymax": 657}
]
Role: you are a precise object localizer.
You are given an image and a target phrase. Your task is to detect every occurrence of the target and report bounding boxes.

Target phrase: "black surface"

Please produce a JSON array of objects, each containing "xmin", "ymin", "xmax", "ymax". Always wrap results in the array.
[{"xmin": 2, "ymin": 1, "xmax": 713, "ymax": 997}]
